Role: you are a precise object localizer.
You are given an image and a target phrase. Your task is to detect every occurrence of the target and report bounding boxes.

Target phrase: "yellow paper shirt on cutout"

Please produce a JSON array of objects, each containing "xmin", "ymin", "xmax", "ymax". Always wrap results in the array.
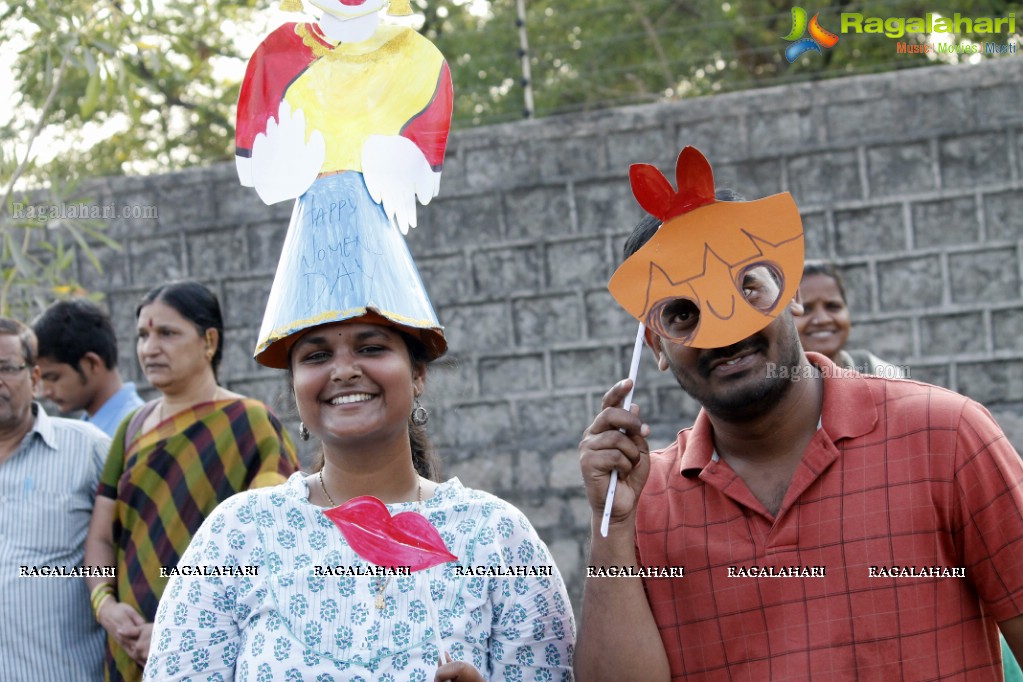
[
  {"xmin": 608, "ymin": 193, "xmax": 804, "ymax": 349},
  {"xmin": 284, "ymin": 25, "xmax": 446, "ymax": 174}
]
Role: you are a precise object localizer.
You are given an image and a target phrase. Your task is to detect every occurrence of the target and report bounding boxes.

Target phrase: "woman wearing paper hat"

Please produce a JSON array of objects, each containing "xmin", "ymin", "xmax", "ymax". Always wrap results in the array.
[
  {"xmin": 143, "ymin": 2, "xmax": 574, "ymax": 679},
  {"xmin": 143, "ymin": 316, "xmax": 576, "ymax": 681}
]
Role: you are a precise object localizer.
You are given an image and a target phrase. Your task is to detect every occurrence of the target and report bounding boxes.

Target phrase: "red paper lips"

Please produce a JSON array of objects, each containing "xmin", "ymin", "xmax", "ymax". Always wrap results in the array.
[{"xmin": 323, "ymin": 496, "xmax": 457, "ymax": 571}]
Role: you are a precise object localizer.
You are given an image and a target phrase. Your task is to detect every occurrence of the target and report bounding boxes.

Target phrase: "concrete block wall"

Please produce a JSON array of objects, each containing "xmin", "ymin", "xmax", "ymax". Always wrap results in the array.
[{"xmin": 66, "ymin": 58, "xmax": 1022, "ymax": 611}]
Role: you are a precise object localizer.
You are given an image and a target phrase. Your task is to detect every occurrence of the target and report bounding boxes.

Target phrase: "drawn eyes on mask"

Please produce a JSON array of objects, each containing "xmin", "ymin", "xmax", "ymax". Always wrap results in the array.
[{"xmin": 646, "ymin": 263, "xmax": 784, "ymax": 343}]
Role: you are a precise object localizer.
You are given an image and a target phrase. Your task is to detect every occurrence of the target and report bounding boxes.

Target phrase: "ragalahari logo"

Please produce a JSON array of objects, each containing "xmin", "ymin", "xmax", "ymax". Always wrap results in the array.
[{"xmin": 783, "ymin": 7, "xmax": 840, "ymax": 62}]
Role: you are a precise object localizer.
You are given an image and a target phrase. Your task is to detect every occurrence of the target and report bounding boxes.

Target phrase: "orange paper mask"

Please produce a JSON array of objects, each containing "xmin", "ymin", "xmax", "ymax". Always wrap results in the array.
[{"xmin": 608, "ymin": 147, "xmax": 804, "ymax": 349}]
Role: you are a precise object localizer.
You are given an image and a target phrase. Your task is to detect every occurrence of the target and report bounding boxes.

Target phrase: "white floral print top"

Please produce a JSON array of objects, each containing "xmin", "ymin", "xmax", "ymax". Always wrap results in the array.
[{"xmin": 144, "ymin": 473, "xmax": 574, "ymax": 681}]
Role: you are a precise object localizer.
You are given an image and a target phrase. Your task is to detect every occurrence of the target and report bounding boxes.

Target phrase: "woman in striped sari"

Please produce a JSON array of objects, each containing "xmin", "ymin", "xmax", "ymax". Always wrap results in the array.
[{"xmin": 83, "ymin": 281, "xmax": 300, "ymax": 682}]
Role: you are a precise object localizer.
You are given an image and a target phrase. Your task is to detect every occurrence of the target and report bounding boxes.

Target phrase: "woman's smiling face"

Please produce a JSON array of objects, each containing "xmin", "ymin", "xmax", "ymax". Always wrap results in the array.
[
  {"xmin": 794, "ymin": 273, "xmax": 851, "ymax": 362},
  {"xmin": 290, "ymin": 321, "xmax": 424, "ymax": 447}
]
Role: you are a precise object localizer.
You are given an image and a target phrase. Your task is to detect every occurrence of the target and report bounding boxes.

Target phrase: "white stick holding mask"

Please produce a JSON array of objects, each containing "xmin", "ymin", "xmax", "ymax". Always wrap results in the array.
[{"xmin": 600, "ymin": 322, "xmax": 645, "ymax": 538}]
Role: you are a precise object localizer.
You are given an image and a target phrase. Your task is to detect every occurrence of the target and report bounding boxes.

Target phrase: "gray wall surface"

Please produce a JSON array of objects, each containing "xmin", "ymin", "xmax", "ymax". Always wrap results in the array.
[{"xmin": 62, "ymin": 57, "xmax": 1023, "ymax": 610}]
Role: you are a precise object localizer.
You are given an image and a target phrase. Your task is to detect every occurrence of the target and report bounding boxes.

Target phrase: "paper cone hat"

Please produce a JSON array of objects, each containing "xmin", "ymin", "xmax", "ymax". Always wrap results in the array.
[
  {"xmin": 608, "ymin": 147, "xmax": 804, "ymax": 349},
  {"xmin": 254, "ymin": 173, "xmax": 446, "ymax": 368}
]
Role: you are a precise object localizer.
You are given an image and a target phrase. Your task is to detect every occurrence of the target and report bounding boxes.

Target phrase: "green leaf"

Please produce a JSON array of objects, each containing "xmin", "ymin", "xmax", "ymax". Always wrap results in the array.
[{"xmin": 80, "ymin": 67, "xmax": 101, "ymax": 118}]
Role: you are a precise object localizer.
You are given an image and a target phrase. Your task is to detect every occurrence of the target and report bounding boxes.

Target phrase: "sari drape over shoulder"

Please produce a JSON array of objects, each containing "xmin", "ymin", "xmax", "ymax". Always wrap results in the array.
[{"xmin": 97, "ymin": 398, "xmax": 299, "ymax": 682}]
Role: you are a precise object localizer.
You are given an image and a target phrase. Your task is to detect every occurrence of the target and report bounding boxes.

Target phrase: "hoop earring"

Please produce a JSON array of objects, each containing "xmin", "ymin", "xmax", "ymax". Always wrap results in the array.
[
  {"xmin": 411, "ymin": 399, "xmax": 429, "ymax": 426},
  {"xmin": 299, "ymin": 422, "xmax": 310, "ymax": 441}
]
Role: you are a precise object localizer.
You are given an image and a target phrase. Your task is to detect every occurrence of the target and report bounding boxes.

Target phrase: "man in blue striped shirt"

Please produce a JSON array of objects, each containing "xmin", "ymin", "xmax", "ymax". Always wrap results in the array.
[{"xmin": 0, "ymin": 317, "xmax": 109, "ymax": 681}]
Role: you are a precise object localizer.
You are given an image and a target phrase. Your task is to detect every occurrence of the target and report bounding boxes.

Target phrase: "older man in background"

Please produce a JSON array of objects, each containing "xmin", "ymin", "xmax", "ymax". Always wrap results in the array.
[{"xmin": 0, "ymin": 317, "xmax": 109, "ymax": 681}]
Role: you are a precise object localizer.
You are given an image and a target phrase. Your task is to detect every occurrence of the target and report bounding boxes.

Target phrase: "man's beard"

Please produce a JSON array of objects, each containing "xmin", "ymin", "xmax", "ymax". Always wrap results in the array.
[{"xmin": 668, "ymin": 316, "xmax": 804, "ymax": 420}]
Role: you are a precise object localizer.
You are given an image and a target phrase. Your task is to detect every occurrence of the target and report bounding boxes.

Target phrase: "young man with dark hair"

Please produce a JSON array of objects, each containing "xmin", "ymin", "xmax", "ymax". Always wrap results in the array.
[
  {"xmin": 576, "ymin": 148, "xmax": 1023, "ymax": 680},
  {"xmin": 32, "ymin": 299, "xmax": 143, "ymax": 437}
]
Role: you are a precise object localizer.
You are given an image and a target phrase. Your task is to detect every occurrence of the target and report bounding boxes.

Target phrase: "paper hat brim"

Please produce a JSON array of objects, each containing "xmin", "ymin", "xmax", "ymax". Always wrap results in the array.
[{"xmin": 255, "ymin": 309, "xmax": 446, "ymax": 369}]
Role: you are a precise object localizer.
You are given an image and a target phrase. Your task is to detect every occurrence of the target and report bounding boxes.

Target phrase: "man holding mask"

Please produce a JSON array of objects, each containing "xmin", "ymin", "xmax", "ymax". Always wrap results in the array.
[{"xmin": 575, "ymin": 147, "xmax": 1023, "ymax": 680}]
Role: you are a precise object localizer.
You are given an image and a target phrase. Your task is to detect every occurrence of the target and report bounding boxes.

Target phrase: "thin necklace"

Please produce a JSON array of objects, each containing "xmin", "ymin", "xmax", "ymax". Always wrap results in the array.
[
  {"xmin": 318, "ymin": 471, "xmax": 425, "ymax": 609},
  {"xmin": 318, "ymin": 470, "xmax": 424, "ymax": 511}
]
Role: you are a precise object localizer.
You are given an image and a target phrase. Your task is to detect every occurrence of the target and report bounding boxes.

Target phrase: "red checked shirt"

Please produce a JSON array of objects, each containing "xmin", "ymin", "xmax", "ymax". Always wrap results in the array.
[{"xmin": 635, "ymin": 353, "xmax": 1023, "ymax": 681}]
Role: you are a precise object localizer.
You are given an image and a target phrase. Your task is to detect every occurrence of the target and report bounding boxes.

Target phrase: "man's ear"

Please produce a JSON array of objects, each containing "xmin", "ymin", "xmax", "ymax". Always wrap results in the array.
[
  {"xmin": 643, "ymin": 327, "xmax": 671, "ymax": 372},
  {"xmin": 787, "ymin": 288, "xmax": 804, "ymax": 318},
  {"xmin": 80, "ymin": 351, "xmax": 104, "ymax": 377}
]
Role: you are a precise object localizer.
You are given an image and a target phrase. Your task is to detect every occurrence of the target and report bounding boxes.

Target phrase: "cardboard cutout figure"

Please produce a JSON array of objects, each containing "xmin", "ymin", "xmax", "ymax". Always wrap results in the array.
[
  {"xmin": 608, "ymin": 147, "xmax": 805, "ymax": 349},
  {"xmin": 236, "ymin": 0, "xmax": 452, "ymax": 233},
  {"xmin": 239, "ymin": 0, "xmax": 453, "ymax": 367}
]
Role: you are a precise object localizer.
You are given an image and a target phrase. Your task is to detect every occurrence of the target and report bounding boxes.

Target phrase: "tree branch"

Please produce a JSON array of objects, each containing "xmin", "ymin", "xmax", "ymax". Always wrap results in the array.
[
  {"xmin": 626, "ymin": 0, "xmax": 675, "ymax": 93},
  {"xmin": 1, "ymin": 51, "xmax": 71, "ymax": 220}
]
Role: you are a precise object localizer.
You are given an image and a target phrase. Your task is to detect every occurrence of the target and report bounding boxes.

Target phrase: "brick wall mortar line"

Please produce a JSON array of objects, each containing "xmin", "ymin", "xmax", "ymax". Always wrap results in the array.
[
  {"xmin": 1009, "ymin": 128, "xmax": 1021, "ymax": 183},
  {"xmin": 975, "ymin": 190, "xmax": 988, "ymax": 243},
  {"xmin": 179, "ymin": 231, "xmax": 190, "ymax": 277},
  {"xmin": 929, "ymin": 138, "xmax": 942, "ymax": 191},
  {"xmin": 902, "ymin": 201, "xmax": 914, "ymax": 251},
  {"xmin": 911, "ymin": 314, "xmax": 922, "ymax": 359},
  {"xmin": 1017, "ymin": 240, "xmax": 1023, "ymax": 300},
  {"xmin": 794, "ymin": 181, "xmax": 1023, "ymax": 215},
  {"xmin": 939, "ymin": 251, "xmax": 952, "ymax": 308},
  {"xmin": 857, "ymin": 301, "xmax": 1023, "ymax": 321},
  {"xmin": 543, "ymin": 348, "xmax": 554, "ymax": 394},
  {"xmin": 913, "ymin": 350, "xmax": 1023, "ymax": 365},
  {"xmin": 857, "ymin": 146, "xmax": 870, "ymax": 201},
  {"xmin": 830, "ymin": 240, "xmax": 1023, "ymax": 265},
  {"xmin": 825, "ymin": 209, "xmax": 837, "ymax": 259},
  {"xmin": 868, "ymin": 258, "xmax": 880, "ymax": 314},
  {"xmin": 982, "ymin": 308, "xmax": 994, "ymax": 356},
  {"xmin": 567, "ymin": 179, "xmax": 580, "ymax": 234}
]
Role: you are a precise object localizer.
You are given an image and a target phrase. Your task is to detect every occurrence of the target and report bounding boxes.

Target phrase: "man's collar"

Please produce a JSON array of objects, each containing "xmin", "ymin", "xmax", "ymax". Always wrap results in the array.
[
  {"xmin": 679, "ymin": 352, "xmax": 878, "ymax": 476},
  {"xmin": 678, "ymin": 411, "xmax": 716, "ymax": 476},
  {"xmin": 29, "ymin": 401, "xmax": 59, "ymax": 451},
  {"xmin": 807, "ymin": 352, "xmax": 877, "ymax": 440}
]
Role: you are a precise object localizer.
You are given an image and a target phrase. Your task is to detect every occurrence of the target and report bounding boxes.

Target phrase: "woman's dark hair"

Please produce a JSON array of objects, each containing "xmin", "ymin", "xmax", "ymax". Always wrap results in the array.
[
  {"xmin": 401, "ymin": 331, "xmax": 441, "ymax": 482},
  {"xmin": 289, "ymin": 325, "xmax": 441, "ymax": 482},
  {"xmin": 136, "ymin": 281, "xmax": 225, "ymax": 377},
  {"xmin": 801, "ymin": 260, "xmax": 848, "ymax": 304}
]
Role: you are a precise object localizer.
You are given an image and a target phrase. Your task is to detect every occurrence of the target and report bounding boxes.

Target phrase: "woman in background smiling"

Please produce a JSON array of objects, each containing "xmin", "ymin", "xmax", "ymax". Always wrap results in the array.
[{"xmin": 795, "ymin": 260, "xmax": 905, "ymax": 377}]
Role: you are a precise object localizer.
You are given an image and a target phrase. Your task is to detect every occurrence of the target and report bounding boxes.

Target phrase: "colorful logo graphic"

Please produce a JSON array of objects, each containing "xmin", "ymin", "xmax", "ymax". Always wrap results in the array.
[{"xmin": 783, "ymin": 7, "xmax": 840, "ymax": 62}]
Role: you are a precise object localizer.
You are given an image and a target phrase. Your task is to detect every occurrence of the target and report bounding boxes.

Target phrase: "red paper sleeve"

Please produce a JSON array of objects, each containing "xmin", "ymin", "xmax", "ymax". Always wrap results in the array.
[
  {"xmin": 400, "ymin": 61, "xmax": 453, "ymax": 171},
  {"xmin": 235, "ymin": 23, "xmax": 318, "ymax": 157}
]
